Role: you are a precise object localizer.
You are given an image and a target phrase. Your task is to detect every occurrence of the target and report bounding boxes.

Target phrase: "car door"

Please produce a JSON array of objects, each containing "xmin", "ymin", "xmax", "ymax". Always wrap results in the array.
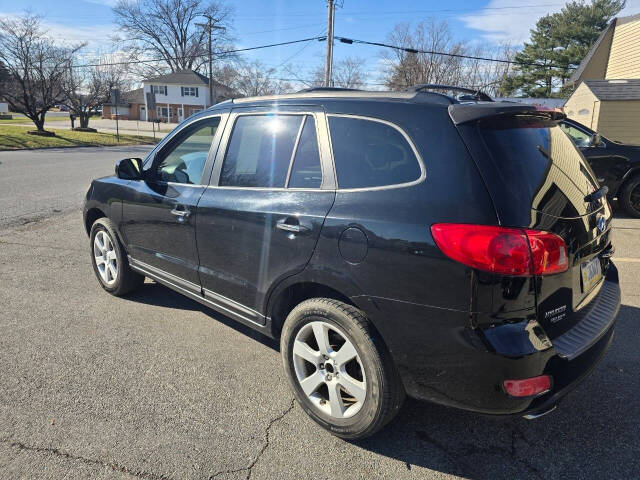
[
  {"xmin": 560, "ymin": 120, "xmax": 629, "ymax": 193},
  {"xmin": 195, "ymin": 107, "xmax": 336, "ymax": 325},
  {"xmin": 120, "ymin": 114, "xmax": 226, "ymax": 287}
]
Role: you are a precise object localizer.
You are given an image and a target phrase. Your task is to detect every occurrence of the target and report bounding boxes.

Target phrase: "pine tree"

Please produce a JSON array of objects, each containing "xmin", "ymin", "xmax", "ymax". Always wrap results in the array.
[{"xmin": 502, "ymin": 0, "xmax": 625, "ymax": 97}]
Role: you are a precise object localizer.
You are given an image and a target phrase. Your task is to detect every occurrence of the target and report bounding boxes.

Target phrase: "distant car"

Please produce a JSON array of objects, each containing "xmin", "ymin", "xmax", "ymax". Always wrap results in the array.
[
  {"xmin": 560, "ymin": 118, "xmax": 640, "ymax": 217},
  {"xmin": 84, "ymin": 88, "xmax": 619, "ymax": 439}
]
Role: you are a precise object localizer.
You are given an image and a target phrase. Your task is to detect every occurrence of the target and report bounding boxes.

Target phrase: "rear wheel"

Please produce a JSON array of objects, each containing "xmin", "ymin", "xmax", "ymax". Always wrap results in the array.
[
  {"xmin": 90, "ymin": 218, "xmax": 144, "ymax": 296},
  {"xmin": 620, "ymin": 174, "xmax": 640, "ymax": 218},
  {"xmin": 281, "ymin": 298, "xmax": 404, "ymax": 439}
]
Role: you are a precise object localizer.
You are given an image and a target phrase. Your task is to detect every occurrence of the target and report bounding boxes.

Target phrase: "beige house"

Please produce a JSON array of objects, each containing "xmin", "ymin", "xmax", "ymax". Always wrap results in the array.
[
  {"xmin": 565, "ymin": 13, "xmax": 640, "ymax": 144},
  {"xmin": 564, "ymin": 79, "xmax": 640, "ymax": 143}
]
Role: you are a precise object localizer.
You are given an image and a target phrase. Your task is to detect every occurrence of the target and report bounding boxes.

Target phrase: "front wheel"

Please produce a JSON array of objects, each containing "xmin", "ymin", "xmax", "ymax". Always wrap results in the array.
[
  {"xmin": 281, "ymin": 298, "xmax": 404, "ymax": 439},
  {"xmin": 620, "ymin": 174, "xmax": 640, "ymax": 218},
  {"xmin": 90, "ymin": 218, "xmax": 144, "ymax": 296}
]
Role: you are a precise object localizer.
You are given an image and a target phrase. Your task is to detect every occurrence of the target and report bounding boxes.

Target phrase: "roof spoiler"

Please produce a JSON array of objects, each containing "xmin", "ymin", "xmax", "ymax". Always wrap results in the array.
[{"xmin": 448, "ymin": 102, "xmax": 566, "ymax": 125}]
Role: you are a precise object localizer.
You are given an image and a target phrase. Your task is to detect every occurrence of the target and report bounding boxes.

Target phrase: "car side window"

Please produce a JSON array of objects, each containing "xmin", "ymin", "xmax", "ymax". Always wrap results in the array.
[
  {"xmin": 560, "ymin": 122, "xmax": 591, "ymax": 147},
  {"xmin": 328, "ymin": 116, "xmax": 421, "ymax": 189},
  {"xmin": 288, "ymin": 116, "xmax": 322, "ymax": 188},
  {"xmin": 220, "ymin": 114, "xmax": 302, "ymax": 188},
  {"xmin": 154, "ymin": 117, "xmax": 220, "ymax": 184}
]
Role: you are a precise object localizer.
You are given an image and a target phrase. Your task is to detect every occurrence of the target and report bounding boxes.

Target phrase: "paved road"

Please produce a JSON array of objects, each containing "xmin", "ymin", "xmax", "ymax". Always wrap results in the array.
[
  {"xmin": 1, "ymin": 148, "xmax": 639, "ymax": 479},
  {"xmin": 0, "ymin": 146, "xmax": 153, "ymax": 228}
]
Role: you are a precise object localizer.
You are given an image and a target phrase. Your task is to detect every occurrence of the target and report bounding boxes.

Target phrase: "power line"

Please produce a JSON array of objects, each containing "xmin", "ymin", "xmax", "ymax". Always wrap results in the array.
[
  {"xmin": 70, "ymin": 36, "xmax": 327, "ymax": 69},
  {"xmin": 335, "ymin": 36, "xmax": 578, "ymax": 70}
]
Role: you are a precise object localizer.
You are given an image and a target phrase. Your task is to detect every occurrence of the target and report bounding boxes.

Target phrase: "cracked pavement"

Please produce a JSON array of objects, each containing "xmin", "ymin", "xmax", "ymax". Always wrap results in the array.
[{"xmin": 1, "ymin": 147, "xmax": 640, "ymax": 479}]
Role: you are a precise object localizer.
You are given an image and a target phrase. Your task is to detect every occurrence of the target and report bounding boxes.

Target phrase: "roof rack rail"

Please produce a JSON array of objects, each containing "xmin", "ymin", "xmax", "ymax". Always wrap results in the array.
[
  {"xmin": 409, "ymin": 84, "xmax": 493, "ymax": 102},
  {"xmin": 296, "ymin": 87, "xmax": 363, "ymax": 93}
]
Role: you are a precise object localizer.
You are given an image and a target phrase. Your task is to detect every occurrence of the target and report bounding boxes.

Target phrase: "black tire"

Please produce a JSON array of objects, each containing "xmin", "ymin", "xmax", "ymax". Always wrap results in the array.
[
  {"xmin": 281, "ymin": 298, "xmax": 405, "ymax": 439},
  {"xmin": 89, "ymin": 218, "xmax": 144, "ymax": 296},
  {"xmin": 620, "ymin": 174, "xmax": 640, "ymax": 218}
]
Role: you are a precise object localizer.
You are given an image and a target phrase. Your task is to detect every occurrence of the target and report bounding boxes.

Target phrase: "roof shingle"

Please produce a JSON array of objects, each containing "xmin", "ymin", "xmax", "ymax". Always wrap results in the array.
[{"xmin": 583, "ymin": 79, "xmax": 640, "ymax": 100}]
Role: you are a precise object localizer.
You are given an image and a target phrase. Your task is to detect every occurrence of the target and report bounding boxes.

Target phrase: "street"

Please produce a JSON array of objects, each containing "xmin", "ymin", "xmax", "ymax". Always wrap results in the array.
[
  {"xmin": 1, "ymin": 146, "xmax": 639, "ymax": 479},
  {"xmin": 0, "ymin": 146, "xmax": 152, "ymax": 228}
]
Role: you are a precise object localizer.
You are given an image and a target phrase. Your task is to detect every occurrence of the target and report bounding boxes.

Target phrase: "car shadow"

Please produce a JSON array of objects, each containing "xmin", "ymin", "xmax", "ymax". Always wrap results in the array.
[
  {"xmin": 352, "ymin": 303, "xmax": 640, "ymax": 479},
  {"xmin": 122, "ymin": 280, "xmax": 279, "ymax": 351}
]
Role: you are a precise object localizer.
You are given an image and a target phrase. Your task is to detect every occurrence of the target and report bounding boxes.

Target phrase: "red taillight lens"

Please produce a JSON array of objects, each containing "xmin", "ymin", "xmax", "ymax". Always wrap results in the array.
[
  {"xmin": 430, "ymin": 224, "xmax": 568, "ymax": 276},
  {"xmin": 503, "ymin": 375, "xmax": 552, "ymax": 397},
  {"xmin": 525, "ymin": 229, "xmax": 568, "ymax": 275}
]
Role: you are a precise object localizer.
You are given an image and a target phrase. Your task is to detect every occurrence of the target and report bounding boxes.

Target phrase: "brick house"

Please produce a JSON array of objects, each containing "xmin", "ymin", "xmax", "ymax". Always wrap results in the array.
[{"xmin": 102, "ymin": 69, "xmax": 236, "ymax": 123}]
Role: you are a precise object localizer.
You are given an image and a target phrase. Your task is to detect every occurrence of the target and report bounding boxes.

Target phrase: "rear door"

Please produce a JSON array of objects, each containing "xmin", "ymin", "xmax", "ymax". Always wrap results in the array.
[
  {"xmin": 195, "ymin": 107, "xmax": 335, "ymax": 324},
  {"xmin": 456, "ymin": 110, "xmax": 613, "ymax": 338}
]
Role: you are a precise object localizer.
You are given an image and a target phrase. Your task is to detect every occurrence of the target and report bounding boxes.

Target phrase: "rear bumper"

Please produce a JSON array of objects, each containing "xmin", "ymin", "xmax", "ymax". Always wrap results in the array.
[
  {"xmin": 365, "ymin": 264, "xmax": 621, "ymax": 415},
  {"xmin": 522, "ymin": 320, "xmax": 615, "ymax": 418}
]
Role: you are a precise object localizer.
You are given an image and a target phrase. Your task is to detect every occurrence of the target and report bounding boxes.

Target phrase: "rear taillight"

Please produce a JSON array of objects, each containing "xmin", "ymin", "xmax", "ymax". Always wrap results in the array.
[
  {"xmin": 503, "ymin": 375, "xmax": 552, "ymax": 398},
  {"xmin": 430, "ymin": 224, "xmax": 568, "ymax": 276}
]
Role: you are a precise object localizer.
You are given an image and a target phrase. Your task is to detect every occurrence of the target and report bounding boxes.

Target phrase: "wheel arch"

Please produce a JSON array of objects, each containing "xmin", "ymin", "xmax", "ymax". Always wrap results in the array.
[
  {"xmin": 84, "ymin": 207, "xmax": 106, "ymax": 236},
  {"xmin": 268, "ymin": 281, "xmax": 357, "ymax": 337},
  {"xmin": 621, "ymin": 166, "xmax": 640, "ymax": 185}
]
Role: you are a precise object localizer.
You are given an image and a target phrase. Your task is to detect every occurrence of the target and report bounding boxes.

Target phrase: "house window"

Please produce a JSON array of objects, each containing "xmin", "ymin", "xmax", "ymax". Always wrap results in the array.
[
  {"xmin": 191, "ymin": 108, "xmax": 203, "ymax": 115},
  {"xmin": 157, "ymin": 107, "xmax": 169, "ymax": 118},
  {"xmin": 151, "ymin": 85, "xmax": 167, "ymax": 95},
  {"xmin": 181, "ymin": 86, "xmax": 199, "ymax": 97}
]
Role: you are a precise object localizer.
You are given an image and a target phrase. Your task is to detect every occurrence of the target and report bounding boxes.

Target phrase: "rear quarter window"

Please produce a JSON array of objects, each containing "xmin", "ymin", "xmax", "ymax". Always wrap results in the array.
[{"xmin": 328, "ymin": 116, "xmax": 422, "ymax": 189}]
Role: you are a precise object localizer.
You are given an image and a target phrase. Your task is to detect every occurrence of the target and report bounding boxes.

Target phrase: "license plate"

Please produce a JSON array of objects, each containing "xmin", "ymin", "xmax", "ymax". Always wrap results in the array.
[{"xmin": 581, "ymin": 257, "xmax": 602, "ymax": 293}]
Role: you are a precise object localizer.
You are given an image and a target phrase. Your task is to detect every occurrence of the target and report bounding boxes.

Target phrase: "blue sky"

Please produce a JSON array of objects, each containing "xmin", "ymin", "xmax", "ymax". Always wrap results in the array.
[{"xmin": 3, "ymin": 0, "xmax": 640, "ymax": 85}]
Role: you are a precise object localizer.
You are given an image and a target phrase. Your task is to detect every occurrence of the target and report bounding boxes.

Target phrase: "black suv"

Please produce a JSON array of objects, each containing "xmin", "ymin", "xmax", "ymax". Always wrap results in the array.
[
  {"xmin": 559, "ymin": 118, "xmax": 640, "ymax": 217},
  {"xmin": 84, "ymin": 87, "xmax": 620, "ymax": 439}
]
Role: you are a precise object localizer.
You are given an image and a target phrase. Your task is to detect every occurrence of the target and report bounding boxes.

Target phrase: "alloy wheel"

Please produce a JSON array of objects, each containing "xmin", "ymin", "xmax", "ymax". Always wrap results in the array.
[
  {"xmin": 93, "ymin": 230, "xmax": 118, "ymax": 286},
  {"xmin": 292, "ymin": 321, "xmax": 367, "ymax": 419}
]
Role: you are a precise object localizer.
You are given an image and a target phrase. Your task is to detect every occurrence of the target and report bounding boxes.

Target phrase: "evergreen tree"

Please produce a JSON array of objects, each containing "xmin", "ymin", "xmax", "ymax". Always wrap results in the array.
[{"xmin": 502, "ymin": 0, "xmax": 625, "ymax": 97}]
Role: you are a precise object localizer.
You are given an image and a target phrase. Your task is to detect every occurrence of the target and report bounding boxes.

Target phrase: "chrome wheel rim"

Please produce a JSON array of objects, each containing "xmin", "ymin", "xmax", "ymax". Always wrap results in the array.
[
  {"xmin": 292, "ymin": 321, "xmax": 367, "ymax": 419},
  {"xmin": 93, "ymin": 230, "xmax": 118, "ymax": 286}
]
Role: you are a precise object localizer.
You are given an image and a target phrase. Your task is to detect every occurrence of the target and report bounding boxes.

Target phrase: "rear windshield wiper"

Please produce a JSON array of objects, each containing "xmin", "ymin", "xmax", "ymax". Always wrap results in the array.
[{"xmin": 584, "ymin": 185, "xmax": 609, "ymax": 203}]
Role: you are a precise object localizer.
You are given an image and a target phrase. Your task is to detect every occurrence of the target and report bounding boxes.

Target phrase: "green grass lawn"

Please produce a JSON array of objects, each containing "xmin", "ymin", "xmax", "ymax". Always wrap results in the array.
[
  {"xmin": 0, "ymin": 115, "xmax": 70, "ymax": 124},
  {"xmin": 0, "ymin": 125, "xmax": 158, "ymax": 150}
]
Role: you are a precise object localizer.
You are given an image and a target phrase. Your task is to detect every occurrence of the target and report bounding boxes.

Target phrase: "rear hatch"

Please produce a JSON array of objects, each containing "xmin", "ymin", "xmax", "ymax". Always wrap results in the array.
[{"xmin": 451, "ymin": 104, "xmax": 614, "ymax": 339}]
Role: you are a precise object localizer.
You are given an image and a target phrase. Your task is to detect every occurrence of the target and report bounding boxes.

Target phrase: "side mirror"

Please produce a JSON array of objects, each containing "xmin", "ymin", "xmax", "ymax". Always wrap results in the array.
[
  {"xmin": 115, "ymin": 157, "xmax": 143, "ymax": 180},
  {"xmin": 590, "ymin": 133, "xmax": 603, "ymax": 147}
]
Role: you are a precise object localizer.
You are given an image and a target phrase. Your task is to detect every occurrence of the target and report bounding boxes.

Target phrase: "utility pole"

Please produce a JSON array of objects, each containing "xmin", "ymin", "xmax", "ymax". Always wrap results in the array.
[
  {"xmin": 324, "ymin": 0, "xmax": 335, "ymax": 87},
  {"xmin": 197, "ymin": 15, "xmax": 226, "ymax": 107}
]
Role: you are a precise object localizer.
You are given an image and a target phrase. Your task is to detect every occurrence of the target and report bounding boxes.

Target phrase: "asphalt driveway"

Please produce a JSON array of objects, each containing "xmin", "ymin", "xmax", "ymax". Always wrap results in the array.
[{"xmin": 0, "ymin": 147, "xmax": 639, "ymax": 479}]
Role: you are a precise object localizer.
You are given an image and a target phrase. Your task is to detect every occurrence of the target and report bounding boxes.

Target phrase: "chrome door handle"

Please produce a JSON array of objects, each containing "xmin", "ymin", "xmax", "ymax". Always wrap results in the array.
[
  {"xmin": 276, "ymin": 218, "xmax": 310, "ymax": 234},
  {"xmin": 170, "ymin": 207, "xmax": 191, "ymax": 222}
]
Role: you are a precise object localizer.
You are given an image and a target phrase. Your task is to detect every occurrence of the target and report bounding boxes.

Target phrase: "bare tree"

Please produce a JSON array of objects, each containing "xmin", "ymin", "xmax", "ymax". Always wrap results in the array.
[
  {"xmin": 231, "ymin": 60, "xmax": 292, "ymax": 97},
  {"xmin": 381, "ymin": 20, "xmax": 467, "ymax": 90},
  {"xmin": 62, "ymin": 54, "xmax": 126, "ymax": 129},
  {"xmin": 112, "ymin": 0, "xmax": 233, "ymax": 77},
  {"xmin": 381, "ymin": 20, "xmax": 518, "ymax": 96},
  {"xmin": 0, "ymin": 14, "xmax": 82, "ymax": 133},
  {"xmin": 304, "ymin": 56, "xmax": 368, "ymax": 89},
  {"xmin": 463, "ymin": 43, "xmax": 517, "ymax": 96}
]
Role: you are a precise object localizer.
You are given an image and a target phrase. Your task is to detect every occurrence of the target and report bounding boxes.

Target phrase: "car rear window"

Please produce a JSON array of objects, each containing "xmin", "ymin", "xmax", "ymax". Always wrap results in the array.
[
  {"xmin": 328, "ymin": 116, "xmax": 421, "ymax": 189},
  {"xmin": 479, "ymin": 116, "xmax": 598, "ymax": 204}
]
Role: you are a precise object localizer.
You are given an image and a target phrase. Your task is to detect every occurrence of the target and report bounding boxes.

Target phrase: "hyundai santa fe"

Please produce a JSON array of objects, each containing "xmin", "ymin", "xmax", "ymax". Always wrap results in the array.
[{"xmin": 84, "ymin": 86, "xmax": 621, "ymax": 439}]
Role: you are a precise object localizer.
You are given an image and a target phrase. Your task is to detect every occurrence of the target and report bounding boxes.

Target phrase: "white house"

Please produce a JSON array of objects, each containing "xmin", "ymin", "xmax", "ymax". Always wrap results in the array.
[{"xmin": 102, "ymin": 69, "xmax": 236, "ymax": 122}]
